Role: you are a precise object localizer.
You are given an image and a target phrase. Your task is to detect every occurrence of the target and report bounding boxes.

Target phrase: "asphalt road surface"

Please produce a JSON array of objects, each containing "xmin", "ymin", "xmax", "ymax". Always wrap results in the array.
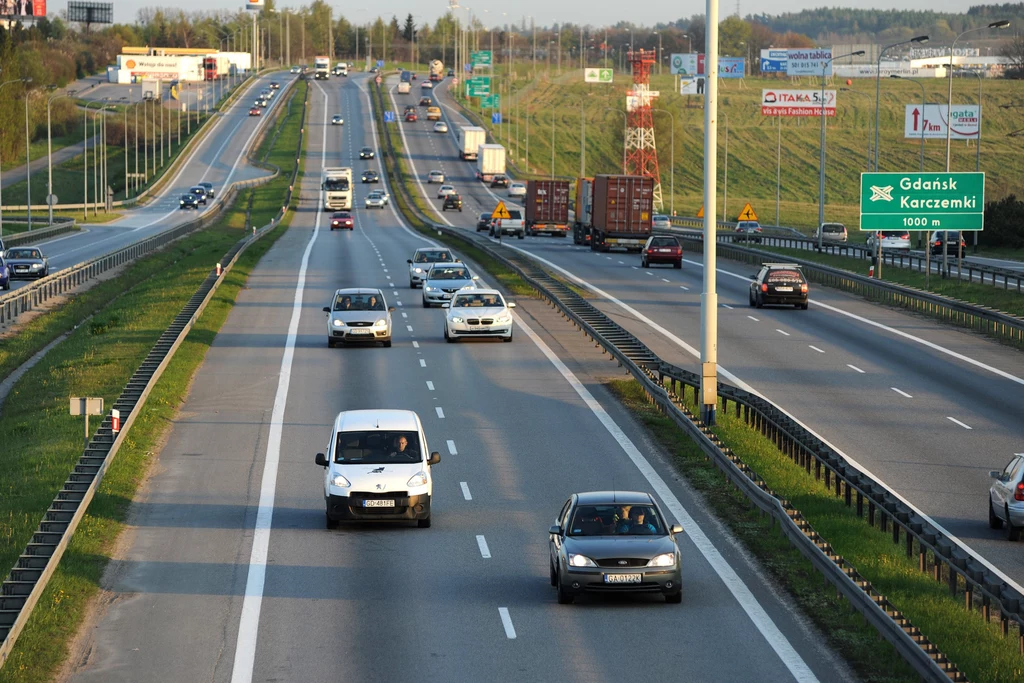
[
  {"xmin": 65, "ymin": 75, "xmax": 848, "ymax": 683},
  {"xmin": 392, "ymin": 76, "xmax": 1024, "ymax": 594}
]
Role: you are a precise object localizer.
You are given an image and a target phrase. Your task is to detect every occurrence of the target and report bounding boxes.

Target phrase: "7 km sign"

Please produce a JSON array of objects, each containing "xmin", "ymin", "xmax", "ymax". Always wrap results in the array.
[
  {"xmin": 860, "ymin": 172, "xmax": 985, "ymax": 231},
  {"xmin": 904, "ymin": 104, "xmax": 980, "ymax": 139}
]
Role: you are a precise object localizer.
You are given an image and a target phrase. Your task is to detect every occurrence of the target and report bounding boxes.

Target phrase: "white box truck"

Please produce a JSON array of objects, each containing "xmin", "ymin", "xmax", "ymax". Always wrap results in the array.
[
  {"xmin": 476, "ymin": 144, "xmax": 506, "ymax": 183},
  {"xmin": 456, "ymin": 126, "xmax": 486, "ymax": 161},
  {"xmin": 322, "ymin": 167, "xmax": 353, "ymax": 209},
  {"xmin": 314, "ymin": 56, "xmax": 330, "ymax": 80}
]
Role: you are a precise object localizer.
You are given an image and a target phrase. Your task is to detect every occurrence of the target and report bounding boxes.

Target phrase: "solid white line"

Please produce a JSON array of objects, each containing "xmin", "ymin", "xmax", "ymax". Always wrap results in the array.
[
  {"xmin": 512, "ymin": 310, "xmax": 816, "ymax": 680},
  {"xmin": 412, "ymin": 341, "xmax": 419, "ymax": 348},
  {"xmin": 447, "ymin": 439, "xmax": 458, "ymax": 455},
  {"xmin": 808, "ymin": 345, "xmax": 825, "ymax": 354},
  {"xmin": 419, "ymin": 359, "xmax": 426, "ymax": 367},
  {"xmin": 776, "ymin": 329, "xmax": 790, "ymax": 336},
  {"xmin": 426, "ymin": 381, "xmax": 435, "ymax": 391},
  {"xmin": 891, "ymin": 387, "xmax": 913, "ymax": 398},
  {"xmin": 847, "ymin": 364, "xmax": 865, "ymax": 374},
  {"xmin": 947, "ymin": 416, "xmax": 973, "ymax": 430},
  {"xmin": 476, "ymin": 535, "xmax": 491, "ymax": 558},
  {"xmin": 435, "ymin": 406, "xmax": 445, "ymax": 418},
  {"xmin": 229, "ymin": 79, "xmax": 327, "ymax": 683},
  {"xmin": 460, "ymin": 481, "xmax": 472, "ymax": 500},
  {"xmin": 747, "ymin": 316, "xmax": 759, "ymax": 322},
  {"xmin": 498, "ymin": 607, "xmax": 517, "ymax": 639}
]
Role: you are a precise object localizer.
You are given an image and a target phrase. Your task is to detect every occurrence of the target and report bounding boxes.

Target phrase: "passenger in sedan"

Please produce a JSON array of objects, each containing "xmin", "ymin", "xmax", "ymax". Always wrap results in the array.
[{"xmin": 617, "ymin": 507, "xmax": 657, "ymax": 535}]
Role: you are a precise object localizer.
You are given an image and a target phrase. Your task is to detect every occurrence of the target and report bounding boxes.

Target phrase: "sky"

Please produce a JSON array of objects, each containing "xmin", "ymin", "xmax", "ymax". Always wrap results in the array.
[{"xmin": 112, "ymin": 0, "xmax": 983, "ymax": 29}]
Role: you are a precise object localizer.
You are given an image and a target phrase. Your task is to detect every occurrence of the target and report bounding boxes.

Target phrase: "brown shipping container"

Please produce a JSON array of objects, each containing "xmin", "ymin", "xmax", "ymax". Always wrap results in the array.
[
  {"xmin": 591, "ymin": 175, "xmax": 654, "ymax": 237},
  {"xmin": 525, "ymin": 180, "xmax": 570, "ymax": 225}
]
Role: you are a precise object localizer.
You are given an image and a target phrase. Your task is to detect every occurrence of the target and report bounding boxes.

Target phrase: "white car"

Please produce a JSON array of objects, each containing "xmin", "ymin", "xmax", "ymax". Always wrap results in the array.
[
  {"xmin": 367, "ymin": 188, "xmax": 390, "ymax": 206},
  {"xmin": 422, "ymin": 264, "xmax": 477, "ymax": 307},
  {"xmin": 990, "ymin": 453, "xmax": 1024, "ymax": 540},
  {"xmin": 407, "ymin": 247, "xmax": 457, "ymax": 288},
  {"xmin": 364, "ymin": 191, "xmax": 386, "ymax": 209},
  {"xmin": 332, "ymin": 115, "xmax": 344, "ymax": 125},
  {"xmin": 866, "ymin": 230, "xmax": 911, "ymax": 252},
  {"xmin": 443, "ymin": 288, "xmax": 516, "ymax": 342},
  {"xmin": 421, "ymin": 81, "xmax": 433, "ymax": 89},
  {"xmin": 427, "ymin": 170, "xmax": 445, "ymax": 184},
  {"xmin": 437, "ymin": 185, "xmax": 456, "ymax": 198},
  {"xmin": 508, "ymin": 182, "xmax": 526, "ymax": 198},
  {"xmin": 652, "ymin": 214, "xmax": 672, "ymax": 230},
  {"xmin": 315, "ymin": 409, "xmax": 440, "ymax": 528},
  {"xmin": 322, "ymin": 288, "xmax": 393, "ymax": 347},
  {"xmin": 432, "ymin": 121, "xmax": 449, "ymax": 133}
]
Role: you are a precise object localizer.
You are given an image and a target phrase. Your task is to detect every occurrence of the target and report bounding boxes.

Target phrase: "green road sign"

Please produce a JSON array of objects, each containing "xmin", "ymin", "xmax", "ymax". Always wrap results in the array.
[
  {"xmin": 584, "ymin": 68, "xmax": 613, "ymax": 83},
  {"xmin": 481, "ymin": 94, "xmax": 500, "ymax": 108},
  {"xmin": 859, "ymin": 172, "xmax": 985, "ymax": 231},
  {"xmin": 466, "ymin": 76, "xmax": 490, "ymax": 97},
  {"xmin": 471, "ymin": 51, "xmax": 492, "ymax": 66}
]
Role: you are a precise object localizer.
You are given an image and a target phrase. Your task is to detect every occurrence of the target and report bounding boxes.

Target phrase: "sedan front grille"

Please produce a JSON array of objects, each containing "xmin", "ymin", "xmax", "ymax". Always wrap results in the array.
[{"xmin": 595, "ymin": 558, "xmax": 649, "ymax": 568}]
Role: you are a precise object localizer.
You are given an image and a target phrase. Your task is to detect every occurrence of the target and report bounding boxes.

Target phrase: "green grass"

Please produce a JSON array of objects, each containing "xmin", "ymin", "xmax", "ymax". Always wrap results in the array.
[
  {"xmin": 0, "ymin": 127, "xmax": 85, "ymax": 173},
  {"xmin": 0, "ymin": 80, "xmax": 305, "ymax": 683},
  {"xmin": 462, "ymin": 73, "xmax": 1024, "ymax": 232}
]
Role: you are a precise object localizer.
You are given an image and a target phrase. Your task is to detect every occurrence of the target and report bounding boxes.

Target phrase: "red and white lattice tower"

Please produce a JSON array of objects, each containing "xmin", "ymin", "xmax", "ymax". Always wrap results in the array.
[{"xmin": 625, "ymin": 49, "xmax": 663, "ymax": 211}]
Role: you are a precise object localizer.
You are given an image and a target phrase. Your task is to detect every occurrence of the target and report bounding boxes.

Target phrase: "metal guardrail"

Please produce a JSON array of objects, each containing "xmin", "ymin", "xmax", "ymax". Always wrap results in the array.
[
  {"xmin": 2, "ymin": 220, "xmax": 78, "ymax": 248},
  {"xmin": 0, "ymin": 77, "xmax": 305, "ymax": 671},
  {"xmin": 372, "ymin": 79, "xmax": 984, "ymax": 681}
]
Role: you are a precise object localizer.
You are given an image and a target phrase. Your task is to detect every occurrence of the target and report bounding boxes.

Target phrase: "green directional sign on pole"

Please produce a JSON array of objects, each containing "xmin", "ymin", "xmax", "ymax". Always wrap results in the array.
[
  {"xmin": 481, "ymin": 94, "xmax": 500, "ymax": 108},
  {"xmin": 859, "ymin": 172, "xmax": 985, "ymax": 231},
  {"xmin": 584, "ymin": 68, "xmax": 613, "ymax": 83},
  {"xmin": 466, "ymin": 76, "xmax": 490, "ymax": 97},
  {"xmin": 471, "ymin": 51, "xmax": 492, "ymax": 66}
]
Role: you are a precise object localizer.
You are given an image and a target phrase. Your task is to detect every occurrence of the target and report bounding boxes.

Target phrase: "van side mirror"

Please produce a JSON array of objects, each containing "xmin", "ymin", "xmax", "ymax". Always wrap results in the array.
[
  {"xmin": 549, "ymin": 525, "xmax": 562, "ymax": 536},
  {"xmin": 428, "ymin": 452, "xmax": 441, "ymax": 466},
  {"xmin": 315, "ymin": 453, "xmax": 328, "ymax": 467},
  {"xmin": 323, "ymin": 306, "xmax": 331, "ymax": 313},
  {"xmin": 670, "ymin": 524, "xmax": 684, "ymax": 535},
  {"xmin": 388, "ymin": 306, "xmax": 395, "ymax": 312}
]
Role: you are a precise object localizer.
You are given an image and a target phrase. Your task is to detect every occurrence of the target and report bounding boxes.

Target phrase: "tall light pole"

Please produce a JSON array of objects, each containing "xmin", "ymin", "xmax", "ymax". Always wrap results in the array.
[
  {"xmin": 946, "ymin": 21, "xmax": 1009, "ymax": 171},
  {"xmin": 22, "ymin": 78, "xmax": 35, "ymax": 230},
  {"xmin": 652, "ymin": 108, "xmax": 675, "ymax": 214},
  {"xmin": 47, "ymin": 89, "xmax": 74, "ymax": 225},
  {"xmin": 818, "ymin": 50, "xmax": 865, "ymax": 250},
  {"xmin": 0, "ymin": 77, "xmax": 30, "ymax": 237},
  {"xmin": 701, "ymin": 0, "xmax": 720, "ymax": 426},
  {"xmin": 874, "ymin": 36, "xmax": 928, "ymax": 172}
]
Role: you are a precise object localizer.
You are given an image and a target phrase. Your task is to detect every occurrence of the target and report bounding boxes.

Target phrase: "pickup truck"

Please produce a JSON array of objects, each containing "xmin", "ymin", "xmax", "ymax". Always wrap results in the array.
[{"xmin": 489, "ymin": 209, "xmax": 525, "ymax": 239}]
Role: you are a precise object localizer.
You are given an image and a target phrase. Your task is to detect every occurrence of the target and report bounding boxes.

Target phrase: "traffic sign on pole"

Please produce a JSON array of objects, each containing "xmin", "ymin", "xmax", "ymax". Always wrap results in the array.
[
  {"xmin": 481, "ymin": 94, "xmax": 500, "ymax": 108},
  {"xmin": 584, "ymin": 68, "xmax": 613, "ymax": 83},
  {"xmin": 859, "ymin": 172, "xmax": 985, "ymax": 231},
  {"xmin": 492, "ymin": 112, "xmax": 502, "ymax": 124},
  {"xmin": 383, "ymin": 111, "xmax": 395, "ymax": 123},
  {"xmin": 471, "ymin": 51, "xmax": 492, "ymax": 66}
]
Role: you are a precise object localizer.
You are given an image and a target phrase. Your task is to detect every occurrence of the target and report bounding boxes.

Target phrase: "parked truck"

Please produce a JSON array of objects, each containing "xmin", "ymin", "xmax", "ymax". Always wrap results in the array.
[
  {"xmin": 476, "ymin": 144, "xmax": 506, "ymax": 183},
  {"xmin": 429, "ymin": 60, "xmax": 444, "ymax": 81},
  {"xmin": 456, "ymin": 126, "xmax": 486, "ymax": 161},
  {"xmin": 322, "ymin": 167, "xmax": 353, "ymax": 209},
  {"xmin": 579, "ymin": 175, "xmax": 654, "ymax": 252},
  {"xmin": 314, "ymin": 56, "xmax": 330, "ymax": 80},
  {"xmin": 572, "ymin": 177, "xmax": 594, "ymax": 245},
  {"xmin": 525, "ymin": 180, "xmax": 571, "ymax": 237}
]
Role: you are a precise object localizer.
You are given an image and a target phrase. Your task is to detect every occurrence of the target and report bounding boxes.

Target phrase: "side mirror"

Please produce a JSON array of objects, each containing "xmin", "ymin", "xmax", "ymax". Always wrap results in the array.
[
  {"xmin": 670, "ymin": 524, "xmax": 684, "ymax": 535},
  {"xmin": 388, "ymin": 306, "xmax": 395, "ymax": 312},
  {"xmin": 441, "ymin": 303, "xmax": 450, "ymax": 309},
  {"xmin": 471, "ymin": 275, "xmax": 479, "ymax": 280},
  {"xmin": 989, "ymin": 470, "xmax": 1002, "ymax": 479},
  {"xmin": 549, "ymin": 525, "xmax": 562, "ymax": 536},
  {"xmin": 315, "ymin": 453, "xmax": 328, "ymax": 467},
  {"xmin": 428, "ymin": 451, "xmax": 441, "ymax": 466},
  {"xmin": 407, "ymin": 259, "xmax": 413, "ymax": 264},
  {"xmin": 323, "ymin": 306, "xmax": 331, "ymax": 313},
  {"xmin": 507, "ymin": 302, "xmax": 517, "ymax": 308}
]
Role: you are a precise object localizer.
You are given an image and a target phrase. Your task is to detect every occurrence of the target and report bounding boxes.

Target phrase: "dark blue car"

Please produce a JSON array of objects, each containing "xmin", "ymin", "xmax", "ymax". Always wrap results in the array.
[{"xmin": 0, "ymin": 255, "xmax": 9, "ymax": 290}]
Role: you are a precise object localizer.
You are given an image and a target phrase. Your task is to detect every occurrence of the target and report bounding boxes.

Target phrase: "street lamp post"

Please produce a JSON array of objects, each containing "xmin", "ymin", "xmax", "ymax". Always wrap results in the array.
[
  {"xmin": 874, "ymin": 36, "xmax": 928, "ymax": 171},
  {"xmin": 946, "ymin": 21, "xmax": 1009, "ymax": 171},
  {"xmin": 0, "ymin": 77, "xmax": 29, "ymax": 237},
  {"xmin": 701, "ymin": 0, "xmax": 720, "ymax": 426},
  {"xmin": 722, "ymin": 113, "xmax": 729, "ymax": 221},
  {"xmin": 966, "ymin": 68, "xmax": 983, "ymax": 253},
  {"xmin": 819, "ymin": 50, "xmax": 865, "ymax": 251},
  {"xmin": 22, "ymin": 79, "xmax": 35, "ymax": 230},
  {"xmin": 652, "ymin": 108, "xmax": 675, "ymax": 215},
  {"xmin": 47, "ymin": 90, "xmax": 75, "ymax": 225}
]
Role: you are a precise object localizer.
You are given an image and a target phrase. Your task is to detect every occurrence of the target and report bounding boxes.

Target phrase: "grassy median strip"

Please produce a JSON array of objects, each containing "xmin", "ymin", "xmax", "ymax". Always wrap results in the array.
[{"xmin": 0, "ymin": 84, "xmax": 304, "ymax": 683}]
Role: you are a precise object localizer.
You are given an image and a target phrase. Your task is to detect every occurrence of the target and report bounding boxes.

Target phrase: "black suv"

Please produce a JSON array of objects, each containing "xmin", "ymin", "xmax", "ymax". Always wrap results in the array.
[
  {"xmin": 476, "ymin": 212, "xmax": 493, "ymax": 232},
  {"xmin": 490, "ymin": 175, "xmax": 510, "ymax": 188},
  {"xmin": 179, "ymin": 193, "xmax": 199, "ymax": 210},
  {"xmin": 419, "ymin": 97, "xmax": 432, "ymax": 107},
  {"xmin": 749, "ymin": 263, "xmax": 808, "ymax": 309},
  {"xmin": 359, "ymin": 147, "xmax": 375, "ymax": 160},
  {"xmin": 361, "ymin": 169, "xmax": 380, "ymax": 183},
  {"xmin": 442, "ymin": 194, "xmax": 463, "ymax": 212},
  {"xmin": 929, "ymin": 230, "xmax": 966, "ymax": 257}
]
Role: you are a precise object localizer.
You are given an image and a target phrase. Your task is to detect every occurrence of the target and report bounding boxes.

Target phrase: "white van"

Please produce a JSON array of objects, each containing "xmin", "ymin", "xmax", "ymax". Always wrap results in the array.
[{"xmin": 315, "ymin": 409, "xmax": 440, "ymax": 528}]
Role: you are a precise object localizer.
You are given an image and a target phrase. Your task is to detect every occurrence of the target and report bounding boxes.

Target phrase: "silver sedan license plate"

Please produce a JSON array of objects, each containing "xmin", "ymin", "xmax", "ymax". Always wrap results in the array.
[
  {"xmin": 604, "ymin": 573, "xmax": 642, "ymax": 584},
  {"xmin": 363, "ymin": 499, "xmax": 395, "ymax": 508}
]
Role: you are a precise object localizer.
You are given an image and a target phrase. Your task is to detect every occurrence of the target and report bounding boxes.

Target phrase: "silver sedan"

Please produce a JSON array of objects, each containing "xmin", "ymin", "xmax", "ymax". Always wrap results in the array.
[
  {"xmin": 422, "ymin": 265, "xmax": 477, "ymax": 307},
  {"xmin": 323, "ymin": 288, "xmax": 394, "ymax": 347}
]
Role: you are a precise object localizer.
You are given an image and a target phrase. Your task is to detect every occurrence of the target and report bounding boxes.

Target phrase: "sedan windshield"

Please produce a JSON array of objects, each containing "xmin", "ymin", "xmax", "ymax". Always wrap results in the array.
[
  {"xmin": 568, "ymin": 504, "xmax": 665, "ymax": 536},
  {"xmin": 5, "ymin": 249, "xmax": 40, "ymax": 259},
  {"xmin": 452, "ymin": 293, "xmax": 503, "ymax": 308},
  {"xmin": 332, "ymin": 293, "xmax": 385, "ymax": 311},
  {"xmin": 428, "ymin": 267, "xmax": 470, "ymax": 281},
  {"xmin": 414, "ymin": 250, "xmax": 452, "ymax": 264},
  {"xmin": 334, "ymin": 430, "xmax": 421, "ymax": 464}
]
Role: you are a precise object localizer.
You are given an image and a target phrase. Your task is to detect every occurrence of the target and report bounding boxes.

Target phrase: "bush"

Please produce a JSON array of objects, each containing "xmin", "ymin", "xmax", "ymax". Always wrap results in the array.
[{"xmin": 981, "ymin": 195, "xmax": 1024, "ymax": 248}]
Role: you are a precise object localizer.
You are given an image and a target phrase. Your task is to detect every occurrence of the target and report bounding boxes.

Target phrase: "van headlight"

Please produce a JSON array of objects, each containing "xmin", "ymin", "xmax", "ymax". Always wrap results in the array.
[
  {"xmin": 406, "ymin": 471, "xmax": 428, "ymax": 487},
  {"xmin": 331, "ymin": 474, "xmax": 351, "ymax": 487},
  {"xmin": 413, "ymin": 267, "xmax": 423, "ymax": 273},
  {"xmin": 373, "ymin": 318, "xmax": 387, "ymax": 328},
  {"xmin": 332, "ymin": 319, "xmax": 343, "ymax": 327},
  {"xmin": 646, "ymin": 553, "xmax": 676, "ymax": 567},
  {"xmin": 568, "ymin": 554, "xmax": 597, "ymax": 568}
]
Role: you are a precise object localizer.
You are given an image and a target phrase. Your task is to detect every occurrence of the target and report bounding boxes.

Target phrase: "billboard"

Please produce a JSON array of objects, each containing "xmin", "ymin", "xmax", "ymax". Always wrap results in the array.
[
  {"xmin": 904, "ymin": 104, "xmax": 980, "ymax": 139},
  {"xmin": 679, "ymin": 76, "xmax": 706, "ymax": 96},
  {"xmin": 719, "ymin": 57, "xmax": 745, "ymax": 78},
  {"xmin": 670, "ymin": 53, "xmax": 699, "ymax": 76},
  {"xmin": 760, "ymin": 49, "xmax": 788, "ymax": 73},
  {"xmin": 786, "ymin": 48, "xmax": 833, "ymax": 76},
  {"xmin": 245, "ymin": 0, "xmax": 262, "ymax": 9},
  {"xmin": 2, "ymin": 0, "xmax": 46, "ymax": 15},
  {"xmin": 584, "ymin": 68, "xmax": 613, "ymax": 83},
  {"xmin": 761, "ymin": 89, "xmax": 836, "ymax": 117}
]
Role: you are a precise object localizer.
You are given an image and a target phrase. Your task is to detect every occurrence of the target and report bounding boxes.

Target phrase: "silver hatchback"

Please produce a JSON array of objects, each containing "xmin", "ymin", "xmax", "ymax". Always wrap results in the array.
[
  {"xmin": 989, "ymin": 454, "xmax": 1024, "ymax": 540},
  {"xmin": 422, "ymin": 265, "xmax": 477, "ymax": 307},
  {"xmin": 323, "ymin": 288, "xmax": 394, "ymax": 347}
]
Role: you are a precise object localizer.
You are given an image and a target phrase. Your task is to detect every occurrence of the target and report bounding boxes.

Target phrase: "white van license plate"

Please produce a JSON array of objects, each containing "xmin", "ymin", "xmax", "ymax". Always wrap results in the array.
[
  {"xmin": 363, "ymin": 499, "xmax": 396, "ymax": 508},
  {"xmin": 604, "ymin": 574, "xmax": 642, "ymax": 584}
]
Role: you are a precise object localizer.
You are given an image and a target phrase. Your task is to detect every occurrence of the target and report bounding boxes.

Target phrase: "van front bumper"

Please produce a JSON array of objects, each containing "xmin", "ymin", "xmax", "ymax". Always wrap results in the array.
[{"xmin": 327, "ymin": 493, "xmax": 431, "ymax": 521}]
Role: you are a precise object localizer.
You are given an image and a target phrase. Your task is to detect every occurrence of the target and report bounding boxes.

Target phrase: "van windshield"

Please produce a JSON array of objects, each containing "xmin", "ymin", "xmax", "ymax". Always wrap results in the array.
[{"xmin": 334, "ymin": 430, "xmax": 421, "ymax": 464}]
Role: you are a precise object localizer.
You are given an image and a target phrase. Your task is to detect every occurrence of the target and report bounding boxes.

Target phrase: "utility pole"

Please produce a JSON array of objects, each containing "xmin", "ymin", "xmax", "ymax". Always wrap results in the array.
[{"xmin": 701, "ymin": 0, "xmax": 720, "ymax": 426}]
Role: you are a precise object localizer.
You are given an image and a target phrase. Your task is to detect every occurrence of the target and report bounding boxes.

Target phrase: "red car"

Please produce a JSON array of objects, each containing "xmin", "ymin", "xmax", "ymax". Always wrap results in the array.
[
  {"xmin": 249, "ymin": 107, "xmax": 261, "ymax": 116},
  {"xmin": 641, "ymin": 235, "xmax": 683, "ymax": 269},
  {"xmin": 405, "ymin": 111, "xmax": 418, "ymax": 122},
  {"xmin": 330, "ymin": 211, "xmax": 354, "ymax": 230}
]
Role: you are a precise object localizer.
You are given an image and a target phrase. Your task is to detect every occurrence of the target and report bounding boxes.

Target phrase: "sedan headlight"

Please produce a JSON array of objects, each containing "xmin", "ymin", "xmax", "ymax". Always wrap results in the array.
[
  {"xmin": 179, "ymin": 200, "xmax": 185, "ymax": 204},
  {"xmin": 373, "ymin": 318, "xmax": 388, "ymax": 328},
  {"xmin": 29, "ymin": 263, "xmax": 41, "ymax": 269},
  {"xmin": 646, "ymin": 553, "xmax": 676, "ymax": 568},
  {"xmin": 568, "ymin": 553, "xmax": 597, "ymax": 568},
  {"xmin": 331, "ymin": 474, "xmax": 351, "ymax": 487},
  {"xmin": 425, "ymin": 286, "xmax": 436, "ymax": 292},
  {"xmin": 406, "ymin": 471, "xmax": 428, "ymax": 487},
  {"xmin": 413, "ymin": 267, "xmax": 423, "ymax": 273},
  {"xmin": 450, "ymin": 316, "xmax": 464, "ymax": 323},
  {"xmin": 332, "ymin": 319, "xmax": 343, "ymax": 327},
  {"xmin": 495, "ymin": 314, "xmax": 511, "ymax": 324}
]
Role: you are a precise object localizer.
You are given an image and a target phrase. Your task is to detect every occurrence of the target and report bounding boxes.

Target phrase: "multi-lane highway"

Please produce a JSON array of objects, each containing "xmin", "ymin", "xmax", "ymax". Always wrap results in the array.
[
  {"xmin": 388, "ymin": 75, "xmax": 1024, "ymax": 591},
  {"xmin": 64, "ymin": 74, "xmax": 850, "ymax": 682},
  {"xmin": 6, "ymin": 71, "xmax": 292, "ymax": 292}
]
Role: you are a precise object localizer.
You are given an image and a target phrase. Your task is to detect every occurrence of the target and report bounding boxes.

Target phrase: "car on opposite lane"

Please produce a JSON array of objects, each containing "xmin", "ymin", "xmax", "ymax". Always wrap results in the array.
[
  {"xmin": 407, "ymin": 247, "xmax": 457, "ymax": 288},
  {"xmin": 641, "ymin": 235, "xmax": 682, "ymax": 269},
  {"xmin": 332, "ymin": 114, "xmax": 344, "ymax": 125},
  {"xmin": 3, "ymin": 247, "xmax": 49, "ymax": 279},
  {"xmin": 269, "ymin": 81, "xmax": 281, "ymax": 90},
  {"xmin": 432, "ymin": 121, "xmax": 449, "ymax": 133},
  {"xmin": 436, "ymin": 185, "xmax": 456, "ymax": 198},
  {"xmin": 427, "ymin": 170, "xmax": 445, "ymax": 184},
  {"xmin": 508, "ymin": 182, "xmax": 527, "ymax": 198},
  {"xmin": 749, "ymin": 263, "xmax": 809, "ymax": 310},
  {"xmin": 359, "ymin": 147, "xmax": 375, "ymax": 160},
  {"xmin": 179, "ymin": 193, "xmax": 200, "ymax": 209},
  {"xmin": 361, "ymin": 169, "xmax": 380, "ymax": 183},
  {"xmin": 815, "ymin": 222, "xmax": 848, "ymax": 243},
  {"xmin": 422, "ymin": 264, "xmax": 477, "ymax": 307},
  {"xmin": 315, "ymin": 409, "xmax": 440, "ymax": 528},
  {"xmin": 989, "ymin": 454, "xmax": 1024, "ymax": 541},
  {"xmin": 866, "ymin": 230, "xmax": 912, "ymax": 252},
  {"xmin": 364, "ymin": 191, "xmax": 387, "ymax": 209},
  {"xmin": 329, "ymin": 211, "xmax": 354, "ymax": 230},
  {"xmin": 734, "ymin": 221, "xmax": 763, "ymax": 243},
  {"xmin": 549, "ymin": 491, "xmax": 683, "ymax": 604},
  {"xmin": 323, "ymin": 288, "xmax": 394, "ymax": 347},
  {"xmin": 442, "ymin": 288, "xmax": 515, "ymax": 342},
  {"xmin": 0, "ymin": 255, "xmax": 11, "ymax": 290}
]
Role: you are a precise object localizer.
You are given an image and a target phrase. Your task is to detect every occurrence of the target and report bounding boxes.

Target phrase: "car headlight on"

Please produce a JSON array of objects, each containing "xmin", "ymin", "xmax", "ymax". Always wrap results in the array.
[
  {"xmin": 373, "ymin": 318, "xmax": 387, "ymax": 328},
  {"xmin": 332, "ymin": 319, "xmax": 343, "ymax": 327},
  {"xmin": 179, "ymin": 200, "xmax": 185, "ymax": 204},
  {"xmin": 568, "ymin": 554, "xmax": 597, "ymax": 568},
  {"xmin": 406, "ymin": 471, "xmax": 428, "ymax": 487},
  {"xmin": 425, "ymin": 286, "xmax": 436, "ymax": 292},
  {"xmin": 331, "ymin": 474, "xmax": 351, "ymax": 487},
  {"xmin": 450, "ymin": 316, "xmax": 464, "ymax": 323},
  {"xmin": 413, "ymin": 267, "xmax": 423, "ymax": 273},
  {"xmin": 646, "ymin": 553, "xmax": 676, "ymax": 568},
  {"xmin": 30, "ymin": 263, "xmax": 41, "ymax": 269}
]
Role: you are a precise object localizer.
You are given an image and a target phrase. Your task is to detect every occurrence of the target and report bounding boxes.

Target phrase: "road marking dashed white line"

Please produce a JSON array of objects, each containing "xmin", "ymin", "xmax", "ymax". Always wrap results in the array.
[
  {"xmin": 776, "ymin": 329, "xmax": 790, "ymax": 336},
  {"xmin": 808, "ymin": 345, "xmax": 825, "ymax": 354},
  {"xmin": 891, "ymin": 387, "xmax": 913, "ymax": 398},
  {"xmin": 419, "ymin": 359, "xmax": 426, "ymax": 367},
  {"xmin": 412, "ymin": 341, "xmax": 419, "ymax": 348},
  {"xmin": 406, "ymin": 325, "xmax": 414, "ymax": 332},
  {"xmin": 435, "ymin": 407, "xmax": 445, "ymax": 418},
  {"xmin": 747, "ymin": 315, "xmax": 759, "ymax": 322},
  {"xmin": 498, "ymin": 608, "xmax": 516, "ymax": 639},
  {"xmin": 477, "ymin": 535, "xmax": 491, "ymax": 558},
  {"xmin": 460, "ymin": 482, "xmax": 472, "ymax": 500},
  {"xmin": 401, "ymin": 312, "xmax": 408, "ymax": 318},
  {"xmin": 721, "ymin": 303, "xmax": 733, "ymax": 309},
  {"xmin": 662, "ymin": 278, "xmax": 671, "ymax": 283},
  {"xmin": 426, "ymin": 381, "xmax": 435, "ymax": 391},
  {"xmin": 947, "ymin": 416, "xmax": 973, "ymax": 430},
  {"xmin": 847, "ymin": 364, "xmax": 865, "ymax": 373},
  {"xmin": 618, "ymin": 260, "xmax": 625, "ymax": 264},
  {"xmin": 447, "ymin": 439, "xmax": 457, "ymax": 455},
  {"xmin": 680, "ymin": 285, "xmax": 690, "ymax": 291}
]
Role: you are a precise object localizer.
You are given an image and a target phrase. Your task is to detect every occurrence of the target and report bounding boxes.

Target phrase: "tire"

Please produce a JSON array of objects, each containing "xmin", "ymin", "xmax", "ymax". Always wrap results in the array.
[
  {"xmin": 423, "ymin": 300, "xmax": 430, "ymax": 308},
  {"xmin": 503, "ymin": 329, "xmax": 513, "ymax": 342},
  {"xmin": 1008, "ymin": 507, "xmax": 1020, "ymax": 541},
  {"xmin": 549, "ymin": 560, "xmax": 558, "ymax": 586},
  {"xmin": 673, "ymin": 261, "xmax": 682, "ymax": 269},
  {"xmin": 382, "ymin": 339, "xmax": 392, "ymax": 348},
  {"xmin": 325, "ymin": 511, "xmax": 338, "ymax": 529},
  {"xmin": 755, "ymin": 294, "xmax": 763, "ymax": 309},
  {"xmin": 517, "ymin": 233, "xmax": 524, "ymax": 240},
  {"xmin": 800, "ymin": 303, "xmax": 809, "ymax": 310},
  {"xmin": 749, "ymin": 291, "xmax": 755, "ymax": 307},
  {"xmin": 327, "ymin": 337, "xmax": 336, "ymax": 348},
  {"xmin": 418, "ymin": 516, "xmax": 432, "ymax": 528},
  {"xmin": 990, "ymin": 499, "xmax": 1004, "ymax": 529},
  {"xmin": 556, "ymin": 569, "xmax": 574, "ymax": 604},
  {"xmin": 641, "ymin": 258, "xmax": 648, "ymax": 268},
  {"xmin": 665, "ymin": 591, "xmax": 683, "ymax": 604}
]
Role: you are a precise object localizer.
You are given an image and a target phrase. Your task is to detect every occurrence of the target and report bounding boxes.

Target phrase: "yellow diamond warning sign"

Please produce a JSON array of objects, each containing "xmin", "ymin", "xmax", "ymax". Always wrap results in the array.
[
  {"xmin": 737, "ymin": 203, "xmax": 758, "ymax": 222},
  {"xmin": 696, "ymin": 205, "xmax": 704, "ymax": 218},
  {"xmin": 491, "ymin": 201, "xmax": 512, "ymax": 220}
]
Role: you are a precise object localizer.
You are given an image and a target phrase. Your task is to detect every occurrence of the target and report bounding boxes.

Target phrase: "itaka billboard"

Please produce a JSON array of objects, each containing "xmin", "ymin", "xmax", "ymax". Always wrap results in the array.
[{"xmin": 761, "ymin": 89, "xmax": 836, "ymax": 117}]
